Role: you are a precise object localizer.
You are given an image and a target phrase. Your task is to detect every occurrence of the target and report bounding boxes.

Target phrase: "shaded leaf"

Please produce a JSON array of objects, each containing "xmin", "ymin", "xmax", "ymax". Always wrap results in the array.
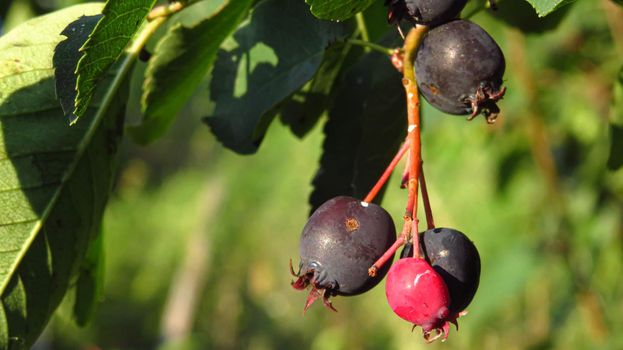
[
  {"xmin": 279, "ymin": 41, "xmax": 350, "ymax": 138},
  {"xmin": 0, "ymin": 4, "xmax": 127, "ymax": 346},
  {"xmin": 0, "ymin": 2, "xmax": 10, "ymax": 21},
  {"xmin": 56, "ymin": 14, "xmax": 103, "ymax": 117},
  {"xmin": 305, "ymin": 0, "xmax": 375, "ymax": 21},
  {"xmin": 525, "ymin": 0, "xmax": 573, "ymax": 17},
  {"xmin": 204, "ymin": 0, "xmax": 354, "ymax": 154},
  {"xmin": 73, "ymin": 0, "xmax": 155, "ymax": 123},
  {"xmin": 132, "ymin": 0, "xmax": 252, "ymax": 144},
  {"xmin": 72, "ymin": 229, "xmax": 105, "ymax": 326},
  {"xmin": 310, "ymin": 49, "xmax": 406, "ymax": 213}
]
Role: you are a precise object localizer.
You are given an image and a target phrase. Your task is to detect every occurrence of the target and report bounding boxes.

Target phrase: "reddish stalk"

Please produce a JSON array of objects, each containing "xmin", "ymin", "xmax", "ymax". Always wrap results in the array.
[
  {"xmin": 369, "ymin": 217, "xmax": 412, "ymax": 277},
  {"xmin": 402, "ymin": 26, "xmax": 428, "ymax": 257},
  {"xmin": 419, "ymin": 163, "xmax": 435, "ymax": 230},
  {"xmin": 363, "ymin": 139, "xmax": 411, "ymax": 204},
  {"xmin": 367, "ymin": 26, "xmax": 429, "ymax": 275},
  {"xmin": 400, "ymin": 150, "xmax": 411, "ymax": 188}
]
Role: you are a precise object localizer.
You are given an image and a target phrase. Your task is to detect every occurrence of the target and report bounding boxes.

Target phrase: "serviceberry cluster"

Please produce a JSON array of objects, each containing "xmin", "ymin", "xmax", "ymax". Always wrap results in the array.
[{"xmin": 291, "ymin": 0, "xmax": 504, "ymax": 342}]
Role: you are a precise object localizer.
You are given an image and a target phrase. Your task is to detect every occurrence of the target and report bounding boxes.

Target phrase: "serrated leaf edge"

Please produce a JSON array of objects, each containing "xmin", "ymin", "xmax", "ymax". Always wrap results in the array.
[{"xmin": 72, "ymin": 0, "xmax": 156, "ymax": 124}]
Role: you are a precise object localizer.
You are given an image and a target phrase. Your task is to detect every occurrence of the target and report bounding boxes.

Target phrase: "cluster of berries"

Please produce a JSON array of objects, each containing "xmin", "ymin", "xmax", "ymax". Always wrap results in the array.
[
  {"xmin": 291, "ymin": 197, "xmax": 479, "ymax": 341},
  {"xmin": 291, "ymin": 0, "xmax": 506, "ymax": 342}
]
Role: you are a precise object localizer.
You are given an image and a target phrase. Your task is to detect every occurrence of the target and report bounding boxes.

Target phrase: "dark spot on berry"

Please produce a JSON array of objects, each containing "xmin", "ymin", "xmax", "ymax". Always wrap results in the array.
[
  {"xmin": 344, "ymin": 217, "xmax": 360, "ymax": 232},
  {"xmin": 429, "ymin": 84, "xmax": 439, "ymax": 95}
]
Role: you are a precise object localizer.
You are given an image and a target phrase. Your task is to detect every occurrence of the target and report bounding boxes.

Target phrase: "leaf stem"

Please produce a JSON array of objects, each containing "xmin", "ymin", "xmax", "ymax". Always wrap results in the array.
[
  {"xmin": 347, "ymin": 39, "xmax": 394, "ymax": 55},
  {"xmin": 355, "ymin": 12, "xmax": 370, "ymax": 42},
  {"xmin": 148, "ymin": 1, "xmax": 185, "ymax": 21}
]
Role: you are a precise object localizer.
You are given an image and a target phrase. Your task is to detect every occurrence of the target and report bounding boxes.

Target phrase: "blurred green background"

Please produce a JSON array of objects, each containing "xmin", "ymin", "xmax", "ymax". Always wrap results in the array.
[{"xmin": 3, "ymin": 0, "xmax": 623, "ymax": 349}]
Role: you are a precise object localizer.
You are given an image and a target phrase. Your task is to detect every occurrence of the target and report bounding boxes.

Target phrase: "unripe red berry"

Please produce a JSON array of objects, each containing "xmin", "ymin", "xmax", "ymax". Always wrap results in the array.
[{"xmin": 385, "ymin": 258, "xmax": 452, "ymax": 341}]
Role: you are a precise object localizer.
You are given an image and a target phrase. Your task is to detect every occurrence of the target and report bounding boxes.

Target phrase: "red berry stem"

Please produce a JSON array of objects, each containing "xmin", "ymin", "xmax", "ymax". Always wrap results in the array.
[
  {"xmin": 369, "ymin": 217, "xmax": 412, "ymax": 277},
  {"xmin": 419, "ymin": 163, "xmax": 435, "ymax": 230},
  {"xmin": 368, "ymin": 26, "xmax": 429, "ymax": 275},
  {"xmin": 400, "ymin": 150, "xmax": 410, "ymax": 188},
  {"xmin": 402, "ymin": 25, "xmax": 428, "ymax": 258},
  {"xmin": 363, "ymin": 139, "xmax": 411, "ymax": 204}
]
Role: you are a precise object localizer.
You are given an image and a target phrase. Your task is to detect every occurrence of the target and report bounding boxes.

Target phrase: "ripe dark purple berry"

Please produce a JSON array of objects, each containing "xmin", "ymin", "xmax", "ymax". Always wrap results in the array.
[
  {"xmin": 385, "ymin": 0, "xmax": 468, "ymax": 26},
  {"xmin": 291, "ymin": 196, "xmax": 396, "ymax": 311},
  {"xmin": 420, "ymin": 227, "xmax": 481, "ymax": 315},
  {"xmin": 414, "ymin": 20, "xmax": 506, "ymax": 123}
]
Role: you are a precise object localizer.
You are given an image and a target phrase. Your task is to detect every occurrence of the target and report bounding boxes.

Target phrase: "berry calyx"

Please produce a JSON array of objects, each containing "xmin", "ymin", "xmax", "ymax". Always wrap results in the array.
[
  {"xmin": 385, "ymin": 258, "xmax": 453, "ymax": 342},
  {"xmin": 414, "ymin": 20, "xmax": 506, "ymax": 122},
  {"xmin": 292, "ymin": 196, "xmax": 396, "ymax": 312}
]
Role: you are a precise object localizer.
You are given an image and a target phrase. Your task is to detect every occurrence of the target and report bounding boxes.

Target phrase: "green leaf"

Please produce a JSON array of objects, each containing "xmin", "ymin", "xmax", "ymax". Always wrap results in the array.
[
  {"xmin": 608, "ymin": 66, "xmax": 623, "ymax": 170},
  {"xmin": 131, "ymin": 0, "xmax": 252, "ymax": 145},
  {"xmin": 525, "ymin": 0, "xmax": 573, "ymax": 17},
  {"xmin": 279, "ymin": 41, "xmax": 351, "ymax": 138},
  {"xmin": 305, "ymin": 0, "xmax": 375, "ymax": 21},
  {"xmin": 204, "ymin": 0, "xmax": 354, "ymax": 154},
  {"xmin": 489, "ymin": 0, "xmax": 571, "ymax": 33},
  {"xmin": 310, "ymin": 49, "xmax": 406, "ymax": 212},
  {"xmin": 72, "ymin": 229, "xmax": 105, "ymax": 326},
  {"xmin": 73, "ymin": 0, "xmax": 156, "ymax": 124},
  {"xmin": 0, "ymin": 4, "xmax": 127, "ymax": 346}
]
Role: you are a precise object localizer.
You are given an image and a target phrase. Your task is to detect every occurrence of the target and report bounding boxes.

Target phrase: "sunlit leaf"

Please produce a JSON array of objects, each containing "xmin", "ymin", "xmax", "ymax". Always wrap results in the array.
[
  {"xmin": 0, "ymin": 4, "xmax": 127, "ymax": 346},
  {"xmin": 524, "ymin": 0, "xmax": 573, "ymax": 17}
]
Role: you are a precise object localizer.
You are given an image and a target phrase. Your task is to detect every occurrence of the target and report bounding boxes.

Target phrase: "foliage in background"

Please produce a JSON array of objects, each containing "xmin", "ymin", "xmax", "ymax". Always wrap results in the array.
[{"xmin": 0, "ymin": 0, "xmax": 622, "ymax": 349}]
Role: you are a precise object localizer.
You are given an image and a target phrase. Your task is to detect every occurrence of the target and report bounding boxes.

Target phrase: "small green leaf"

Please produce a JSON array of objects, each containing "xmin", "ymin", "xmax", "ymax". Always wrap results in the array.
[
  {"xmin": 607, "ymin": 67, "xmax": 623, "ymax": 170},
  {"xmin": 524, "ymin": 0, "xmax": 573, "ymax": 17},
  {"xmin": 305, "ymin": 0, "xmax": 375, "ymax": 21},
  {"xmin": 0, "ymin": 4, "xmax": 127, "ymax": 346},
  {"xmin": 204, "ymin": 0, "xmax": 354, "ymax": 154},
  {"xmin": 132, "ymin": 0, "xmax": 252, "ymax": 144},
  {"xmin": 310, "ymin": 48, "xmax": 406, "ymax": 212},
  {"xmin": 73, "ymin": 0, "xmax": 156, "ymax": 123}
]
